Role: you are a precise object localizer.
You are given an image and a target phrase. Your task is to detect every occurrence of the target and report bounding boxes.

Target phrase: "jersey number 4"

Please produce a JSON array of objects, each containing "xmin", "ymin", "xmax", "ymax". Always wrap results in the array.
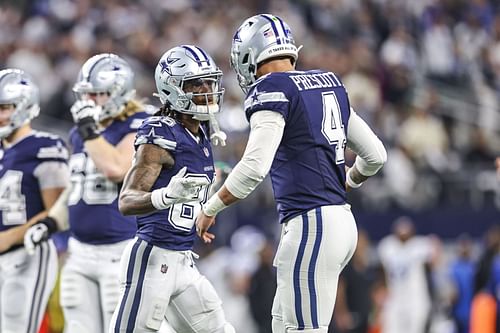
[
  {"xmin": 321, "ymin": 92, "xmax": 346, "ymax": 164},
  {"xmin": 0, "ymin": 170, "xmax": 27, "ymax": 225}
]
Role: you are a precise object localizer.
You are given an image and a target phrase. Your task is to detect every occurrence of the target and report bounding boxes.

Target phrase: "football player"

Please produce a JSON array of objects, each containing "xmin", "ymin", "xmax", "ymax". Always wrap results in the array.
[
  {"xmin": 109, "ymin": 45, "xmax": 234, "ymax": 333},
  {"xmin": 24, "ymin": 54, "xmax": 150, "ymax": 333},
  {"xmin": 196, "ymin": 14, "xmax": 388, "ymax": 333},
  {"xmin": 0, "ymin": 69, "xmax": 69, "ymax": 333}
]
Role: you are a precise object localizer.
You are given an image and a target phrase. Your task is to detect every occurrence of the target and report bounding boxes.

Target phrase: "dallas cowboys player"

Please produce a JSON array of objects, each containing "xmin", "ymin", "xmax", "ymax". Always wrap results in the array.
[
  {"xmin": 109, "ymin": 45, "xmax": 234, "ymax": 333},
  {"xmin": 25, "ymin": 53, "xmax": 150, "ymax": 333},
  {"xmin": 196, "ymin": 14, "xmax": 388, "ymax": 333},
  {"xmin": 0, "ymin": 69, "xmax": 69, "ymax": 333}
]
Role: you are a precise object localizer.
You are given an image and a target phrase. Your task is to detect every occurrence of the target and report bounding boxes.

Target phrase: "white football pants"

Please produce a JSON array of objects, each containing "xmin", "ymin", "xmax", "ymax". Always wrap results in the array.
[
  {"xmin": 0, "ymin": 241, "xmax": 57, "ymax": 333},
  {"xmin": 109, "ymin": 237, "xmax": 234, "ymax": 333},
  {"xmin": 272, "ymin": 204, "xmax": 358, "ymax": 333},
  {"xmin": 60, "ymin": 237, "xmax": 130, "ymax": 333}
]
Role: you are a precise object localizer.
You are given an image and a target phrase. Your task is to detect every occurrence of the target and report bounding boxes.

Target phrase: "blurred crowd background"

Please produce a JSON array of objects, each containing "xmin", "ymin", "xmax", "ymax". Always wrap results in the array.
[{"xmin": 2, "ymin": 0, "xmax": 500, "ymax": 332}]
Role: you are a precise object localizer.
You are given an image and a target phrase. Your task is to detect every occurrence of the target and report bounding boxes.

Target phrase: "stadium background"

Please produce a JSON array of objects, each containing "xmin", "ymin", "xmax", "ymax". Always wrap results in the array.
[{"xmin": 1, "ymin": 0, "xmax": 499, "ymax": 332}]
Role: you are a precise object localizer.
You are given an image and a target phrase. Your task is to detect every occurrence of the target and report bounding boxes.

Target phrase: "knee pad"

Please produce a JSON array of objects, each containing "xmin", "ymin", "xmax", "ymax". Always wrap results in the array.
[
  {"xmin": 145, "ymin": 296, "xmax": 169, "ymax": 331},
  {"xmin": 2, "ymin": 281, "xmax": 26, "ymax": 318},
  {"xmin": 60, "ymin": 272, "xmax": 85, "ymax": 308},
  {"xmin": 168, "ymin": 276, "xmax": 226, "ymax": 333},
  {"xmin": 100, "ymin": 276, "xmax": 120, "ymax": 313}
]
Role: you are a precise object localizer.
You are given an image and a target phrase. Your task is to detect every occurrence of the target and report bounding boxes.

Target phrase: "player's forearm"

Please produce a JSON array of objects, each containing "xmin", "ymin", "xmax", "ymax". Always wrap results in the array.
[
  {"xmin": 119, "ymin": 189, "xmax": 155, "ymax": 215},
  {"xmin": 84, "ymin": 137, "xmax": 131, "ymax": 182},
  {"xmin": 7, "ymin": 211, "xmax": 48, "ymax": 247},
  {"xmin": 47, "ymin": 186, "xmax": 70, "ymax": 231},
  {"xmin": 347, "ymin": 108, "xmax": 387, "ymax": 176}
]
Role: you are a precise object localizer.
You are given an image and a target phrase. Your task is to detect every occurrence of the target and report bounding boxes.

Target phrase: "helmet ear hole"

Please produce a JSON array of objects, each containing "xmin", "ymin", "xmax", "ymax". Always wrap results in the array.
[{"xmin": 242, "ymin": 53, "xmax": 249, "ymax": 64}]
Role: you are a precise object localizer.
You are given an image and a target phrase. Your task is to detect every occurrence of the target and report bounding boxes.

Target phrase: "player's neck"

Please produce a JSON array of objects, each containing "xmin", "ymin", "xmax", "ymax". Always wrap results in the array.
[
  {"xmin": 179, "ymin": 116, "xmax": 200, "ymax": 136},
  {"xmin": 2, "ymin": 124, "xmax": 32, "ymax": 147},
  {"xmin": 256, "ymin": 59, "xmax": 295, "ymax": 78}
]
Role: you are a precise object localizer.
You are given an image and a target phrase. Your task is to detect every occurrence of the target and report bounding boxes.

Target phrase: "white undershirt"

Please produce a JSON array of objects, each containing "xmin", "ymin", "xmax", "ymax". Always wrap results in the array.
[{"xmin": 224, "ymin": 108, "xmax": 386, "ymax": 199}]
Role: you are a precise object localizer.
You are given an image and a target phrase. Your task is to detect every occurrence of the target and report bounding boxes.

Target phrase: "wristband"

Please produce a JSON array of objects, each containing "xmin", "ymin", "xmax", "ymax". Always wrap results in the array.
[
  {"xmin": 77, "ymin": 117, "xmax": 100, "ymax": 141},
  {"xmin": 346, "ymin": 168, "xmax": 363, "ymax": 189},
  {"xmin": 37, "ymin": 216, "xmax": 58, "ymax": 235},
  {"xmin": 203, "ymin": 194, "xmax": 227, "ymax": 217},
  {"xmin": 151, "ymin": 188, "xmax": 170, "ymax": 210}
]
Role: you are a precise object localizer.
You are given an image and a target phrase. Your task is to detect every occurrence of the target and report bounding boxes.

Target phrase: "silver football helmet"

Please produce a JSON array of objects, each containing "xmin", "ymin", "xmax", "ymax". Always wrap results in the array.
[
  {"xmin": 230, "ymin": 14, "xmax": 299, "ymax": 93},
  {"xmin": 73, "ymin": 53, "xmax": 135, "ymax": 122},
  {"xmin": 0, "ymin": 69, "xmax": 40, "ymax": 138},
  {"xmin": 154, "ymin": 45, "xmax": 224, "ymax": 121}
]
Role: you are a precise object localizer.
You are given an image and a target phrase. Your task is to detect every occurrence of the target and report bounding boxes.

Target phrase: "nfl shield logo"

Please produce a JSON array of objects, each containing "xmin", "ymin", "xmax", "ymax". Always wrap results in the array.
[
  {"xmin": 161, "ymin": 264, "xmax": 168, "ymax": 274},
  {"xmin": 203, "ymin": 147, "xmax": 209, "ymax": 157}
]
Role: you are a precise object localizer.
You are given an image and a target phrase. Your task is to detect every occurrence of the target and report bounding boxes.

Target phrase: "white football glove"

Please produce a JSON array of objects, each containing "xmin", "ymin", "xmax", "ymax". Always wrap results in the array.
[
  {"xmin": 151, "ymin": 167, "xmax": 210, "ymax": 210},
  {"xmin": 24, "ymin": 224, "xmax": 49, "ymax": 255},
  {"xmin": 24, "ymin": 217, "xmax": 58, "ymax": 255},
  {"xmin": 210, "ymin": 131, "xmax": 227, "ymax": 147},
  {"xmin": 70, "ymin": 99, "xmax": 99, "ymax": 123}
]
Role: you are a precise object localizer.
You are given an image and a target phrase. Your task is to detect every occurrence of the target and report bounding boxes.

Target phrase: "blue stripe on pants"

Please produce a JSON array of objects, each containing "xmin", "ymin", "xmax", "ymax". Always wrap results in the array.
[
  {"xmin": 126, "ymin": 242, "xmax": 153, "ymax": 330},
  {"xmin": 114, "ymin": 238, "xmax": 142, "ymax": 333},
  {"xmin": 293, "ymin": 214, "xmax": 309, "ymax": 329},
  {"xmin": 309, "ymin": 208, "xmax": 323, "ymax": 328}
]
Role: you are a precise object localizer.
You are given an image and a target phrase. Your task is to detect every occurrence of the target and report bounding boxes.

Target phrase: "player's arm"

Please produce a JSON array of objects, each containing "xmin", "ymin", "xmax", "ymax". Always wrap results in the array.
[
  {"xmin": 71, "ymin": 100, "xmax": 136, "ymax": 183},
  {"xmin": 84, "ymin": 133, "xmax": 136, "ymax": 183},
  {"xmin": 119, "ymin": 143, "xmax": 173, "ymax": 215},
  {"xmin": 1, "ymin": 160, "xmax": 69, "ymax": 252},
  {"xmin": 197, "ymin": 110, "xmax": 285, "ymax": 243},
  {"xmin": 345, "ymin": 108, "xmax": 387, "ymax": 189}
]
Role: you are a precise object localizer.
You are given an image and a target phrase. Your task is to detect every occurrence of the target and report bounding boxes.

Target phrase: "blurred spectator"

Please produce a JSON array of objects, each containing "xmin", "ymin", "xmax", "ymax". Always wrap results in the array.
[
  {"xmin": 332, "ymin": 230, "xmax": 380, "ymax": 333},
  {"xmin": 248, "ymin": 239, "xmax": 277, "ymax": 333},
  {"xmin": 448, "ymin": 235, "xmax": 476, "ymax": 333},
  {"xmin": 377, "ymin": 217, "xmax": 440, "ymax": 333}
]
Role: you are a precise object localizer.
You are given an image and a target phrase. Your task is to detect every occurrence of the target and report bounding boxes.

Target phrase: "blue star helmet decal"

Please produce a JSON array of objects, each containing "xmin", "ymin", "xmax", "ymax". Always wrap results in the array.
[
  {"xmin": 233, "ymin": 28, "xmax": 242, "ymax": 43},
  {"xmin": 160, "ymin": 55, "xmax": 181, "ymax": 75}
]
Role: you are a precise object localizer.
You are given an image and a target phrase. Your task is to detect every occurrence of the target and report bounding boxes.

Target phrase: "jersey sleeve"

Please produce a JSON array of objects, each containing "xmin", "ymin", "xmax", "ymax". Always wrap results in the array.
[
  {"xmin": 35, "ymin": 135, "xmax": 70, "ymax": 164},
  {"xmin": 134, "ymin": 116, "xmax": 177, "ymax": 152},
  {"xmin": 244, "ymin": 74, "xmax": 294, "ymax": 122}
]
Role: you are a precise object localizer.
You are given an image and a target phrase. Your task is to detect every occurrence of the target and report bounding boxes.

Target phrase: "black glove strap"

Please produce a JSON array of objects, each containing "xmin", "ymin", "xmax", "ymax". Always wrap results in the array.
[
  {"xmin": 77, "ymin": 117, "xmax": 100, "ymax": 141},
  {"xmin": 38, "ymin": 216, "xmax": 58, "ymax": 235}
]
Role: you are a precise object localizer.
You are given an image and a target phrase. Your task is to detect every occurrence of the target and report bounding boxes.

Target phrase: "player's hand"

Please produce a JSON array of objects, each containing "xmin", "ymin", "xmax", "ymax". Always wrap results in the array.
[
  {"xmin": 70, "ymin": 99, "xmax": 99, "ymax": 123},
  {"xmin": 71, "ymin": 100, "xmax": 101, "ymax": 141},
  {"xmin": 210, "ymin": 131, "xmax": 227, "ymax": 147},
  {"xmin": 24, "ymin": 223, "xmax": 49, "ymax": 255},
  {"xmin": 344, "ymin": 165, "xmax": 352, "ymax": 192},
  {"xmin": 195, "ymin": 210, "xmax": 216, "ymax": 243},
  {"xmin": 24, "ymin": 217, "xmax": 58, "ymax": 255},
  {"xmin": 165, "ymin": 167, "xmax": 210, "ymax": 202}
]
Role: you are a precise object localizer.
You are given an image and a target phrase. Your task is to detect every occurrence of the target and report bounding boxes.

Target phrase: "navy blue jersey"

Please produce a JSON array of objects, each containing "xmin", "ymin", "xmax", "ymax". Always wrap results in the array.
[
  {"xmin": 134, "ymin": 116, "xmax": 215, "ymax": 251},
  {"xmin": 244, "ymin": 70, "xmax": 350, "ymax": 223},
  {"xmin": 67, "ymin": 112, "xmax": 148, "ymax": 244},
  {"xmin": 0, "ymin": 131, "xmax": 68, "ymax": 232}
]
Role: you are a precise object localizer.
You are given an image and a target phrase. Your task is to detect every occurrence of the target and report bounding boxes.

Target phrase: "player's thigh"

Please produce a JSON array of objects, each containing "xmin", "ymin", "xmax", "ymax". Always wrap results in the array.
[
  {"xmin": 166, "ymin": 272, "xmax": 227, "ymax": 333},
  {"xmin": 111, "ymin": 239, "xmax": 175, "ymax": 333},
  {"xmin": 274, "ymin": 205, "xmax": 357, "ymax": 331},
  {"xmin": 60, "ymin": 258, "xmax": 102, "ymax": 333},
  {"xmin": 1, "ymin": 242, "xmax": 57, "ymax": 333}
]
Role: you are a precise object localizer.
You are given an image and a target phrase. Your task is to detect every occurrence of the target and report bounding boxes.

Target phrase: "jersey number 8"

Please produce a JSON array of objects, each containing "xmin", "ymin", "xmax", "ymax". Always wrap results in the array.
[{"xmin": 68, "ymin": 153, "xmax": 118, "ymax": 205}]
